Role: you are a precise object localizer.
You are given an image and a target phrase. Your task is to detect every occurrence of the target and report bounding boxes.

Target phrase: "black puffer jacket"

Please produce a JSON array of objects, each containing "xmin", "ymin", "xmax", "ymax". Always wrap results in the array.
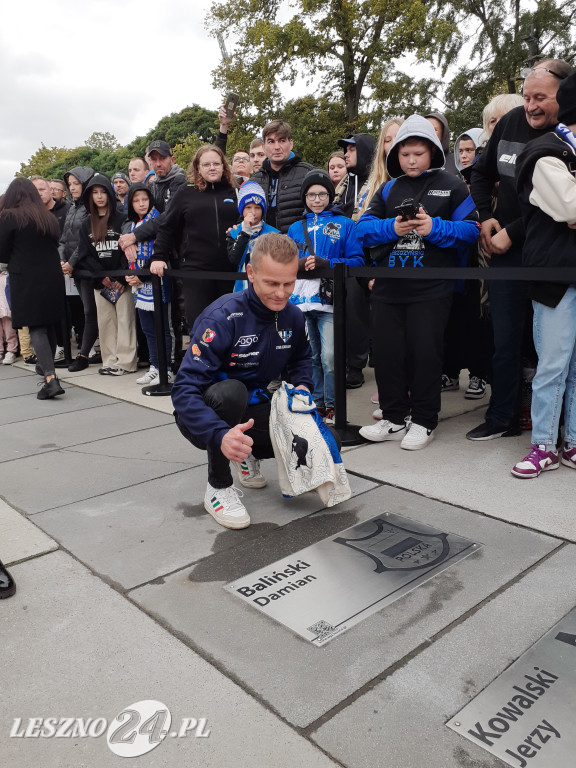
[
  {"xmin": 58, "ymin": 166, "xmax": 94, "ymax": 267},
  {"xmin": 251, "ymin": 154, "xmax": 313, "ymax": 233}
]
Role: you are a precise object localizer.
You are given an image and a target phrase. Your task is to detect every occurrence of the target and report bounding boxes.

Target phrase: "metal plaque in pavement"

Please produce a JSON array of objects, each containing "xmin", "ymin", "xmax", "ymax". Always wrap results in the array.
[
  {"xmin": 447, "ymin": 606, "xmax": 576, "ymax": 767},
  {"xmin": 225, "ymin": 512, "xmax": 481, "ymax": 646}
]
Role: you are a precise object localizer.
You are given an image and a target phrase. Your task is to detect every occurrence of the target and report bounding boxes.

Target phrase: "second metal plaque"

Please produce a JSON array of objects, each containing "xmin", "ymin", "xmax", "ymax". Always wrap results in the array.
[{"xmin": 225, "ymin": 512, "xmax": 481, "ymax": 645}]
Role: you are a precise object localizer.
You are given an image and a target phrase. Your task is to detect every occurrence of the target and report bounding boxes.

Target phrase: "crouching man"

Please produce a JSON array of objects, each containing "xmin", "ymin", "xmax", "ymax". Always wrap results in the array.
[{"xmin": 172, "ymin": 233, "xmax": 313, "ymax": 529}]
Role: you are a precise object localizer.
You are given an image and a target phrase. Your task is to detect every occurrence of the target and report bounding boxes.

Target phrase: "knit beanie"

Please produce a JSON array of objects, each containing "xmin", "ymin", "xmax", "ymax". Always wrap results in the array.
[
  {"xmin": 300, "ymin": 169, "xmax": 335, "ymax": 208},
  {"xmin": 557, "ymin": 70, "xmax": 576, "ymax": 126},
  {"xmin": 238, "ymin": 181, "xmax": 267, "ymax": 216},
  {"xmin": 112, "ymin": 172, "xmax": 131, "ymax": 186}
]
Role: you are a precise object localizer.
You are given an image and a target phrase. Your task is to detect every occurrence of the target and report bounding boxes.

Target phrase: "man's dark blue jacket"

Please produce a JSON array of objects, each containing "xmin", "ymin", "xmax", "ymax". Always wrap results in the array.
[{"xmin": 172, "ymin": 282, "xmax": 313, "ymax": 449}]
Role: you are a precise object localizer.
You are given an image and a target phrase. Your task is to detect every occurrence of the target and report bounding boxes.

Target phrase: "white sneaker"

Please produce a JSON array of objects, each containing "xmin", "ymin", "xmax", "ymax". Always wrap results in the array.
[
  {"xmin": 360, "ymin": 419, "xmax": 407, "ymax": 442},
  {"xmin": 148, "ymin": 369, "xmax": 174, "ymax": 386},
  {"xmin": 53, "ymin": 346, "xmax": 65, "ymax": 362},
  {"xmin": 136, "ymin": 366, "xmax": 158, "ymax": 385},
  {"xmin": 2, "ymin": 352, "xmax": 16, "ymax": 365},
  {"xmin": 233, "ymin": 455, "xmax": 267, "ymax": 488},
  {"xmin": 204, "ymin": 484, "xmax": 250, "ymax": 529},
  {"xmin": 372, "ymin": 408, "xmax": 383, "ymax": 420},
  {"xmin": 401, "ymin": 422, "xmax": 434, "ymax": 450}
]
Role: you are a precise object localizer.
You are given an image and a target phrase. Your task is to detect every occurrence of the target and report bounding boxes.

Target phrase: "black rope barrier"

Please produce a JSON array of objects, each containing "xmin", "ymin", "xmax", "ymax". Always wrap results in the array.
[{"xmin": 70, "ymin": 264, "xmax": 576, "ymax": 429}]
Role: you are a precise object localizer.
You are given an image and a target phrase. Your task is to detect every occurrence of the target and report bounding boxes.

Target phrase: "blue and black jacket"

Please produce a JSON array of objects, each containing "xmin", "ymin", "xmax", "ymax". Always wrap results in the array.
[
  {"xmin": 357, "ymin": 170, "xmax": 480, "ymax": 302},
  {"xmin": 172, "ymin": 283, "xmax": 313, "ymax": 449}
]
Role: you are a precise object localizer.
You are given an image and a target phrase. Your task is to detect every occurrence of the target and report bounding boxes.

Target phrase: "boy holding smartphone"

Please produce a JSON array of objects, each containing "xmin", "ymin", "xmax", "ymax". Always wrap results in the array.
[{"xmin": 357, "ymin": 115, "xmax": 480, "ymax": 450}]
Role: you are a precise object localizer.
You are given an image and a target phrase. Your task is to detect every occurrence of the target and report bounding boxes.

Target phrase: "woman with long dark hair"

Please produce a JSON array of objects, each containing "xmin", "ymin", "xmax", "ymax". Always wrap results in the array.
[
  {"xmin": 0, "ymin": 178, "xmax": 65, "ymax": 399},
  {"xmin": 76, "ymin": 174, "xmax": 136, "ymax": 375},
  {"xmin": 150, "ymin": 145, "xmax": 238, "ymax": 332}
]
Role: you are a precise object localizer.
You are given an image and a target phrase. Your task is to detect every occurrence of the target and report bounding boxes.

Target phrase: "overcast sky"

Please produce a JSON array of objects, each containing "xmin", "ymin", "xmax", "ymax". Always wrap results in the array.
[{"xmin": 0, "ymin": 0, "xmax": 223, "ymax": 190}]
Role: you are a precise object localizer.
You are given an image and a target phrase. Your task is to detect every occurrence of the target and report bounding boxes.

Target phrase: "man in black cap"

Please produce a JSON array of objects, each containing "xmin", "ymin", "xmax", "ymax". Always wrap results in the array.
[{"xmin": 335, "ymin": 132, "xmax": 377, "ymax": 388}]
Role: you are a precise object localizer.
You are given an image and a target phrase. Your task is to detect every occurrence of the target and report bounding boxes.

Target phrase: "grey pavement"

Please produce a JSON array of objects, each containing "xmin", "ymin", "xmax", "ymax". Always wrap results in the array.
[{"xmin": 1, "ymin": 361, "xmax": 575, "ymax": 768}]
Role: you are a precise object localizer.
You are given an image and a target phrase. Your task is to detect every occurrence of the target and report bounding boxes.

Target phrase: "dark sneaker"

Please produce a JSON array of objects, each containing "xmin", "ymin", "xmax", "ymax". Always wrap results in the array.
[
  {"xmin": 37, "ymin": 376, "xmax": 65, "ymax": 400},
  {"xmin": 466, "ymin": 420, "xmax": 521, "ymax": 441},
  {"xmin": 89, "ymin": 352, "xmax": 102, "ymax": 364},
  {"xmin": 346, "ymin": 368, "xmax": 364, "ymax": 389},
  {"xmin": 465, "ymin": 376, "xmax": 487, "ymax": 400},
  {"xmin": 68, "ymin": 355, "xmax": 90, "ymax": 372},
  {"xmin": 0, "ymin": 560, "xmax": 16, "ymax": 599},
  {"xmin": 511, "ymin": 445, "xmax": 559, "ymax": 478},
  {"xmin": 23, "ymin": 355, "xmax": 37, "ymax": 365},
  {"xmin": 441, "ymin": 374, "xmax": 459, "ymax": 392},
  {"xmin": 324, "ymin": 407, "xmax": 335, "ymax": 425}
]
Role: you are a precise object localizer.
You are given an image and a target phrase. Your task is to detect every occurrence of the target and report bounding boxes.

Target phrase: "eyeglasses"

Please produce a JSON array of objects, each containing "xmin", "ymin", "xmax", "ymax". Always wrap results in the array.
[
  {"xmin": 233, "ymin": 156, "xmax": 249, "ymax": 163},
  {"xmin": 306, "ymin": 192, "xmax": 329, "ymax": 200},
  {"xmin": 520, "ymin": 66, "xmax": 566, "ymax": 80},
  {"xmin": 199, "ymin": 162, "xmax": 223, "ymax": 169}
]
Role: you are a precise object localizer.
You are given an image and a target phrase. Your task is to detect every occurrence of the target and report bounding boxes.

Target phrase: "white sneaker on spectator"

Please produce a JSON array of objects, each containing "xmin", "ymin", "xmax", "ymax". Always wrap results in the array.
[
  {"xmin": 204, "ymin": 484, "xmax": 250, "ymax": 529},
  {"xmin": 360, "ymin": 418, "xmax": 407, "ymax": 442},
  {"xmin": 53, "ymin": 346, "xmax": 65, "ymax": 362},
  {"xmin": 148, "ymin": 369, "xmax": 174, "ymax": 386},
  {"xmin": 136, "ymin": 366, "xmax": 158, "ymax": 385},
  {"xmin": 372, "ymin": 408, "xmax": 383, "ymax": 420},
  {"xmin": 401, "ymin": 423, "xmax": 434, "ymax": 450},
  {"xmin": 2, "ymin": 352, "xmax": 16, "ymax": 365},
  {"xmin": 233, "ymin": 455, "xmax": 267, "ymax": 488}
]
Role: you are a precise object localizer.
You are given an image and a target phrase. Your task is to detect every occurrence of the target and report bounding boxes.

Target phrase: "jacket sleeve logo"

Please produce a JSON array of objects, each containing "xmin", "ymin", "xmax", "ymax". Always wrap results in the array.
[{"xmin": 202, "ymin": 329, "xmax": 216, "ymax": 343}]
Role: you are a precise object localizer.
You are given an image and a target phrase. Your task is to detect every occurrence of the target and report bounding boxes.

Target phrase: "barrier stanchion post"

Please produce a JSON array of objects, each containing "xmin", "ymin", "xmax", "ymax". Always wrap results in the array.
[
  {"xmin": 333, "ymin": 261, "xmax": 365, "ymax": 446},
  {"xmin": 142, "ymin": 275, "xmax": 172, "ymax": 397}
]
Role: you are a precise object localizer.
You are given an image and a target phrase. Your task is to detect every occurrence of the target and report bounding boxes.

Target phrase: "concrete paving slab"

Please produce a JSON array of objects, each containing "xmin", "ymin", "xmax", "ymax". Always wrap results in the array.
[
  {"xmin": 0, "ymin": 372, "xmax": 44, "ymax": 399},
  {"xmin": 31, "ymin": 464, "xmax": 375, "ymax": 590},
  {"xmin": 0, "ymin": 363, "xmax": 32, "ymax": 380},
  {"xmin": 343, "ymin": 409, "xmax": 576, "ymax": 542},
  {"xmin": 0, "ymin": 498, "xmax": 57, "ymax": 564},
  {"xmin": 0, "ymin": 385, "xmax": 117, "ymax": 427},
  {"xmin": 59, "ymin": 368, "xmax": 175, "ymax": 415},
  {"xmin": 130, "ymin": 485, "xmax": 560, "ymax": 727},
  {"xmin": 312, "ymin": 543, "xmax": 576, "ymax": 768},
  {"xmin": 0, "ymin": 441, "xmax": 192, "ymax": 515},
  {"xmin": 0, "ymin": 404, "xmax": 173, "ymax": 463},
  {"xmin": 1, "ymin": 550, "xmax": 339, "ymax": 768}
]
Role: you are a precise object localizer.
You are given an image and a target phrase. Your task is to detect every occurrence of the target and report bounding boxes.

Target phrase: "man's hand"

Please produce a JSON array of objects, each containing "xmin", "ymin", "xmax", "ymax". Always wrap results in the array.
[
  {"xmin": 490, "ymin": 227, "xmax": 512, "ymax": 255},
  {"xmin": 219, "ymin": 104, "xmax": 235, "ymax": 134},
  {"xmin": 479, "ymin": 218, "xmax": 501, "ymax": 253},
  {"xmin": 124, "ymin": 244, "xmax": 138, "ymax": 264},
  {"xmin": 118, "ymin": 233, "xmax": 137, "ymax": 250},
  {"xmin": 150, "ymin": 260, "xmax": 167, "ymax": 277},
  {"xmin": 125, "ymin": 275, "xmax": 142, "ymax": 287},
  {"xmin": 61, "ymin": 262, "xmax": 73, "ymax": 276},
  {"xmin": 221, "ymin": 419, "xmax": 254, "ymax": 462}
]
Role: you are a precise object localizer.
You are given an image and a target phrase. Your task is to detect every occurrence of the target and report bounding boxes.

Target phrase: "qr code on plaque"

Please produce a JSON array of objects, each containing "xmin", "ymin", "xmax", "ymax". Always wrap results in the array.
[{"xmin": 308, "ymin": 620, "xmax": 337, "ymax": 642}]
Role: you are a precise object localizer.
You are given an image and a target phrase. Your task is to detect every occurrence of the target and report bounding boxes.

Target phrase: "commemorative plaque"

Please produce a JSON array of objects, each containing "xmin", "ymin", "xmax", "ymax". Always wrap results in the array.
[
  {"xmin": 447, "ymin": 606, "xmax": 576, "ymax": 767},
  {"xmin": 225, "ymin": 512, "xmax": 481, "ymax": 646}
]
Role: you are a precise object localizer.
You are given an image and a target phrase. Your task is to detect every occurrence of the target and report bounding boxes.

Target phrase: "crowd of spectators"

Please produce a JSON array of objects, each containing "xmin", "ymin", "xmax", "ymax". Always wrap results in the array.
[{"xmin": 1, "ymin": 59, "xmax": 576, "ymax": 481}]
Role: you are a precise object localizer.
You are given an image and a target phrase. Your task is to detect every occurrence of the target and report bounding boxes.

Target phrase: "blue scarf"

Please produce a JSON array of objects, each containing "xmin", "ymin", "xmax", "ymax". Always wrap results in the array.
[{"xmin": 555, "ymin": 122, "xmax": 576, "ymax": 152}]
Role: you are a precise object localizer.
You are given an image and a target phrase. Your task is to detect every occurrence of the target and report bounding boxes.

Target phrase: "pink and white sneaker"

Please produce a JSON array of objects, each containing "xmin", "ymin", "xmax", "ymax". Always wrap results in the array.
[
  {"xmin": 511, "ymin": 445, "xmax": 560, "ymax": 479},
  {"xmin": 561, "ymin": 445, "xmax": 576, "ymax": 469}
]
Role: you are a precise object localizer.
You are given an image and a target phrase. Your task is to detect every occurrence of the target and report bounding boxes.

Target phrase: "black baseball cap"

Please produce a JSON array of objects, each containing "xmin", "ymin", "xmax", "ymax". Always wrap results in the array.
[{"xmin": 147, "ymin": 140, "xmax": 173, "ymax": 157}]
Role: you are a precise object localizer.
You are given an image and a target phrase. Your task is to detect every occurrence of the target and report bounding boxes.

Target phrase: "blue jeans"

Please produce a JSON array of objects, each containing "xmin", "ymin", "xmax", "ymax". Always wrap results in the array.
[
  {"xmin": 138, "ymin": 305, "xmax": 173, "ymax": 369},
  {"xmin": 531, "ymin": 288, "xmax": 576, "ymax": 449},
  {"xmin": 305, "ymin": 310, "xmax": 334, "ymax": 408}
]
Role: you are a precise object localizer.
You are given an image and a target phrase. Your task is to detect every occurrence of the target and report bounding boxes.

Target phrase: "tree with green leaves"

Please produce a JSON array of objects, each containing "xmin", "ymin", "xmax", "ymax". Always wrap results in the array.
[{"xmin": 206, "ymin": 0, "xmax": 456, "ymax": 134}]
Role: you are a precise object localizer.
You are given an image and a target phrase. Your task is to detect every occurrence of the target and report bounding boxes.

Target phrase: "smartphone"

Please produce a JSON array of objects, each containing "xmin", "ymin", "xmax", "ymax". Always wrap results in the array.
[
  {"xmin": 394, "ymin": 199, "xmax": 420, "ymax": 221},
  {"xmin": 224, "ymin": 92, "xmax": 239, "ymax": 118}
]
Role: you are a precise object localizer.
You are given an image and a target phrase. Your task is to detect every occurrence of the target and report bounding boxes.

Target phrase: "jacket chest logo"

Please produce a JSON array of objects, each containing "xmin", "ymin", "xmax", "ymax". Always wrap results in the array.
[{"xmin": 278, "ymin": 329, "xmax": 292, "ymax": 342}]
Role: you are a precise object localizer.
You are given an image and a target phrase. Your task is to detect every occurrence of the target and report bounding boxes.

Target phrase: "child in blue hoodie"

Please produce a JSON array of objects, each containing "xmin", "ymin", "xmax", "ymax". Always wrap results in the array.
[
  {"xmin": 287, "ymin": 170, "xmax": 364, "ymax": 423},
  {"xmin": 227, "ymin": 181, "xmax": 279, "ymax": 292}
]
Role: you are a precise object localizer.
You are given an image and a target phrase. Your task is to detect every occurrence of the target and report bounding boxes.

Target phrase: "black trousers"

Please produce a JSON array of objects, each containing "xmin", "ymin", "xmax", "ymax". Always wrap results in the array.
[
  {"xmin": 444, "ymin": 285, "xmax": 493, "ymax": 381},
  {"xmin": 175, "ymin": 379, "xmax": 275, "ymax": 488},
  {"xmin": 346, "ymin": 277, "xmax": 371, "ymax": 371},
  {"xmin": 373, "ymin": 296, "xmax": 452, "ymax": 431},
  {"xmin": 180, "ymin": 271, "xmax": 234, "ymax": 334}
]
